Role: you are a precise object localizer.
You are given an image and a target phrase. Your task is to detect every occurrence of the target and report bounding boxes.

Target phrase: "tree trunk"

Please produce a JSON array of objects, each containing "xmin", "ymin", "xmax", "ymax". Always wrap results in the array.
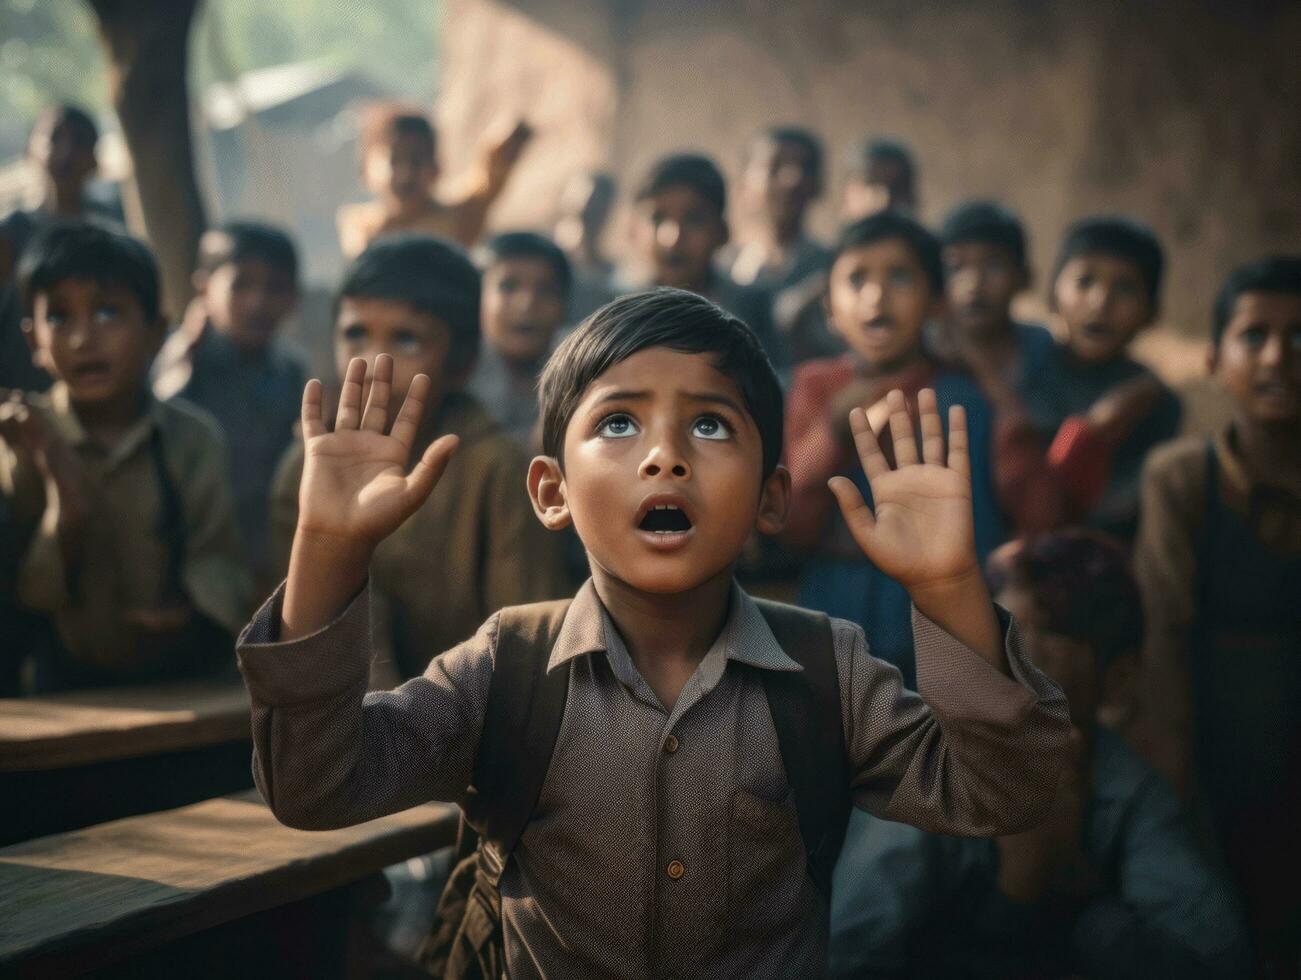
[{"xmin": 86, "ymin": 0, "xmax": 206, "ymax": 320}]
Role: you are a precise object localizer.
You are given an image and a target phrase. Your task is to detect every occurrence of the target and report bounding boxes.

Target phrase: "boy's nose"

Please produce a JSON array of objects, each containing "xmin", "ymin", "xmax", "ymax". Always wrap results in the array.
[
  {"xmin": 639, "ymin": 439, "xmax": 690, "ymax": 480},
  {"xmin": 656, "ymin": 221, "xmax": 682, "ymax": 249}
]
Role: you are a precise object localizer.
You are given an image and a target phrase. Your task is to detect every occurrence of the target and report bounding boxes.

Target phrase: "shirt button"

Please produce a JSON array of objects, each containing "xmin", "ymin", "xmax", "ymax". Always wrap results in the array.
[
  {"xmin": 666, "ymin": 859, "xmax": 685, "ymax": 880},
  {"xmin": 663, "ymin": 734, "xmax": 680, "ymax": 754}
]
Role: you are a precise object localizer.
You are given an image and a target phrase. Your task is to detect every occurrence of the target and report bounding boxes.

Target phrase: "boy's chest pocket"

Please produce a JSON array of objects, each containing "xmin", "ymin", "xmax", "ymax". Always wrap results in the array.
[{"xmin": 726, "ymin": 787, "xmax": 811, "ymax": 942}]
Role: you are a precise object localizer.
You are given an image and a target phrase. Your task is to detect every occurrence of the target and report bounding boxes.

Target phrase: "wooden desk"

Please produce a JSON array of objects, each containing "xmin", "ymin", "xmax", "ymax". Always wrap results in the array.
[
  {"xmin": 0, "ymin": 679, "xmax": 251, "ymax": 772},
  {"xmin": 0, "ymin": 790, "xmax": 459, "ymax": 978},
  {"xmin": 0, "ymin": 680, "xmax": 256, "ymax": 844}
]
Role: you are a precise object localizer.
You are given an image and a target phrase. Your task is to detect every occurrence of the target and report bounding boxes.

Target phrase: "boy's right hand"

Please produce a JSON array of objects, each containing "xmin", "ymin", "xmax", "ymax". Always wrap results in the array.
[
  {"xmin": 297, "ymin": 355, "xmax": 459, "ymax": 550},
  {"xmin": 282, "ymin": 355, "xmax": 458, "ymax": 640}
]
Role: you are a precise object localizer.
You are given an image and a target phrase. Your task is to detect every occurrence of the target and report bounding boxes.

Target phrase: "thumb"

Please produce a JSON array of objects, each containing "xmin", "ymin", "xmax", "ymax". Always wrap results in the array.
[
  {"xmin": 828, "ymin": 476, "xmax": 876, "ymax": 551},
  {"xmin": 403, "ymin": 434, "xmax": 459, "ymax": 509}
]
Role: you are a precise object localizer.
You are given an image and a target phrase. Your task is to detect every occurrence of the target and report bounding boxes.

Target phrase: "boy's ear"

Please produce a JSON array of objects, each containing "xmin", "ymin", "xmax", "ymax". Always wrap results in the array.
[
  {"xmin": 717, "ymin": 215, "xmax": 731, "ymax": 249},
  {"xmin": 755, "ymin": 464, "xmax": 791, "ymax": 536},
  {"xmin": 20, "ymin": 317, "xmax": 36, "ymax": 355},
  {"xmin": 527, "ymin": 455, "xmax": 572, "ymax": 531},
  {"xmin": 1205, "ymin": 341, "xmax": 1220, "ymax": 375}
]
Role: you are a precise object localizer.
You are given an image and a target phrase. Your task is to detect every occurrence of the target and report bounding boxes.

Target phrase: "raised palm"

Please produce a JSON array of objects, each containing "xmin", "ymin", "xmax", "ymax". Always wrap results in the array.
[
  {"xmin": 828, "ymin": 388, "xmax": 979, "ymax": 590},
  {"xmin": 297, "ymin": 355, "xmax": 458, "ymax": 549}
]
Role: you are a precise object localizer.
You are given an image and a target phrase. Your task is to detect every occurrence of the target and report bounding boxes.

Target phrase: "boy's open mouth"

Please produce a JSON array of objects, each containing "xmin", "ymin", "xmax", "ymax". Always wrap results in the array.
[{"xmin": 638, "ymin": 504, "xmax": 693, "ymax": 533}]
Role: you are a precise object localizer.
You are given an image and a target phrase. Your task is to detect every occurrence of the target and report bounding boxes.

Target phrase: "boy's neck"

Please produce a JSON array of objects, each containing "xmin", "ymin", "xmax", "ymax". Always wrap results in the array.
[
  {"xmin": 590, "ymin": 562, "xmax": 735, "ymax": 706},
  {"xmin": 852, "ymin": 345, "xmax": 929, "ymax": 380},
  {"xmin": 42, "ymin": 180, "xmax": 85, "ymax": 218},
  {"xmin": 497, "ymin": 349, "xmax": 546, "ymax": 384},
  {"xmin": 73, "ymin": 389, "xmax": 150, "ymax": 447}
]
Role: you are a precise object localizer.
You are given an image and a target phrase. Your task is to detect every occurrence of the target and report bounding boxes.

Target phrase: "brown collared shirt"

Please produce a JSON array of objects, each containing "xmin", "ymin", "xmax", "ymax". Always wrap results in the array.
[
  {"xmin": 239, "ymin": 574, "xmax": 1069, "ymax": 979},
  {"xmin": 1, "ymin": 383, "xmax": 250, "ymax": 675}
]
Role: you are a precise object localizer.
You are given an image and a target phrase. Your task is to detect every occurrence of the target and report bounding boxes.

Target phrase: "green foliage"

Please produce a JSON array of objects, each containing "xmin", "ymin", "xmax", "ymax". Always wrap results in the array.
[{"xmin": 0, "ymin": 0, "xmax": 442, "ymax": 147}]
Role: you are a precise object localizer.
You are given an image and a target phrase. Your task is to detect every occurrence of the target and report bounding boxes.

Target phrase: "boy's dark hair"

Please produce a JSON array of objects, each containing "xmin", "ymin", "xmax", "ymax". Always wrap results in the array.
[
  {"xmin": 833, "ymin": 211, "xmax": 944, "ymax": 295},
  {"xmin": 635, "ymin": 154, "xmax": 727, "ymax": 218},
  {"xmin": 940, "ymin": 200, "xmax": 1028, "ymax": 269},
  {"xmin": 197, "ymin": 221, "xmax": 299, "ymax": 282},
  {"xmin": 539, "ymin": 288, "xmax": 783, "ymax": 476},
  {"xmin": 31, "ymin": 104, "xmax": 98, "ymax": 150},
  {"xmin": 852, "ymin": 138, "xmax": 915, "ymax": 183},
  {"xmin": 1052, "ymin": 216, "xmax": 1165, "ymax": 307},
  {"xmin": 985, "ymin": 530, "xmax": 1143, "ymax": 669},
  {"xmin": 336, "ymin": 234, "xmax": 481, "ymax": 373},
  {"xmin": 361, "ymin": 102, "xmax": 436, "ymax": 154},
  {"xmin": 1211, "ymin": 255, "xmax": 1301, "ymax": 346},
  {"xmin": 749, "ymin": 127, "xmax": 824, "ymax": 183},
  {"xmin": 18, "ymin": 221, "xmax": 160, "ymax": 321},
  {"xmin": 476, "ymin": 231, "xmax": 572, "ymax": 298}
]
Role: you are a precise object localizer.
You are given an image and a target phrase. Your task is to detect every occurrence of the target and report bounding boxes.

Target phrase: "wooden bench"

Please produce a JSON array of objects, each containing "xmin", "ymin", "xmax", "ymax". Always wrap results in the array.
[
  {"xmin": 0, "ymin": 790, "xmax": 459, "ymax": 978},
  {"xmin": 0, "ymin": 679, "xmax": 255, "ymax": 844}
]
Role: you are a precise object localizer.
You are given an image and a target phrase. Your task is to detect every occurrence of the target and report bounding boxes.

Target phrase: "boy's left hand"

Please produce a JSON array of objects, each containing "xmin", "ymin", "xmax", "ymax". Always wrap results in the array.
[{"xmin": 829, "ymin": 388, "xmax": 979, "ymax": 592}]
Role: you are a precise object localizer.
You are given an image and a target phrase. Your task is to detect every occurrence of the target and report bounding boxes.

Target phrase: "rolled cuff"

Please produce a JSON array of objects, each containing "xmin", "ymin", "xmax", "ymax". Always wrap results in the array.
[{"xmin": 236, "ymin": 579, "xmax": 372, "ymax": 706}]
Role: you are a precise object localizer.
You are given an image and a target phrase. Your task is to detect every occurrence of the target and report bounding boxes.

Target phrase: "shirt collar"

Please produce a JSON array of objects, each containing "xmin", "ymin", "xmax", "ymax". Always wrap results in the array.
[
  {"xmin": 546, "ymin": 578, "xmax": 803, "ymax": 675},
  {"xmin": 48, "ymin": 381, "xmax": 162, "ymax": 466}
]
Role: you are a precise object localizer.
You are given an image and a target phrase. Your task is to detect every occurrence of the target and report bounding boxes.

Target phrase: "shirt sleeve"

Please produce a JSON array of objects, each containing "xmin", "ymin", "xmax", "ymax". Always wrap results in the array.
[
  {"xmin": 1071, "ymin": 771, "xmax": 1251, "ymax": 979},
  {"xmin": 237, "ymin": 582, "xmax": 495, "ymax": 829},
  {"xmin": 1132, "ymin": 443, "xmax": 1203, "ymax": 786},
  {"xmin": 838, "ymin": 608, "xmax": 1071, "ymax": 836}
]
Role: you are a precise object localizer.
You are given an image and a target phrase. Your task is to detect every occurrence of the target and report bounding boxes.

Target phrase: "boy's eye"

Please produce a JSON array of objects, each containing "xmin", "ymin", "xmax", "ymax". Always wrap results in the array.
[
  {"xmin": 597, "ymin": 413, "xmax": 638, "ymax": 438},
  {"xmin": 392, "ymin": 330, "xmax": 424, "ymax": 354},
  {"xmin": 45, "ymin": 312, "xmax": 66, "ymax": 328},
  {"xmin": 341, "ymin": 325, "xmax": 367, "ymax": 344},
  {"xmin": 94, "ymin": 305, "xmax": 120, "ymax": 324},
  {"xmin": 847, "ymin": 269, "xmax": 868, "ymax": 290},
  {"xmin": 888, "ymin": 268, "xmax": 915, "ymax": 288},
  {"xmin": 1238, "ymin": 325, "xmax": 1268, "ymax": 349},
  {"xmin": 1075, "ymin": 275, "xmax": 1093, "ymax": 290},
  {"xmin": 692, "ymin": 415, "xmax": 731, "ymax": 440}
]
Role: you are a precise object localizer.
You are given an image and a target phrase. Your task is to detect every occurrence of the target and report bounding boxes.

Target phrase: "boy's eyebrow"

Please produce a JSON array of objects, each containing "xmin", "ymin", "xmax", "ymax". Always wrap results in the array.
[{"xmin": 592, "ymin": 387, "xmax": 747, "ymax": 417}]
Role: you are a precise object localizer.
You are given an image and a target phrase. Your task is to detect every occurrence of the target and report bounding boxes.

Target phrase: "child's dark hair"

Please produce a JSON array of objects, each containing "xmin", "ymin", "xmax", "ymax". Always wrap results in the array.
[
  {"xmin": 833, "ymin": 211, "xmax": 944, "ymax": 295},
  {"xmin": 1052, "ymin": 216, "xmax": 1165, "ymax": 307},
  {"xmin": 985, "ymin": 530, "xmax": 1143, "ymax": 669},
  {"xmin": 31, "ymin": 104, "xmax": 98, "ymax": 150},
  {"xmin": 197, "ymin": 221, "xmax": 299, "ymax": 282},
  {"xmin": 940, "ymin": 200, "xmax": 1027, "ymax": 269},
  {"xmin": 749, "ymin": 127, "xmax": 824, "ymax": 184},
  {"xmin": 476, "ymin": 231, "xmax": 572, "ymax": 298},
  {"xmin": 539, "ymin": 288, "xmax": 783, "ymax": 476},
  {"xmin": 336, "ymin": 234, "xmax": 480, "ymax": 373},
  {"xmin": 635, "ymin": 154, "xmax": 727, "ymax": 218},
  {"xmin": 361, "ymin": 102, "xmax": 436, "ymax": 154},
  {"xmin": 853, "ymin": 138, "xmax": 915, "ymax": 183},
  {"xmin": 1211, "ymin": 255, "xmax": 1301, "ymax": 346},
  {"xmin": 18, "ymin": 221, "xmax": 160, "ymax": 321}
]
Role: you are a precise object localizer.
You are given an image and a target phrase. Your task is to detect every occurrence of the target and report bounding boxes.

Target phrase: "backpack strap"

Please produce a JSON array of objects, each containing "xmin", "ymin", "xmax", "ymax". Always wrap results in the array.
[
  {"xmin": 753, "ymin": 598, "xmax": 851, "ymax": 898},
  {"xmin": 464, "ymin": 599, "xmax": 574, "ymax": 887}
]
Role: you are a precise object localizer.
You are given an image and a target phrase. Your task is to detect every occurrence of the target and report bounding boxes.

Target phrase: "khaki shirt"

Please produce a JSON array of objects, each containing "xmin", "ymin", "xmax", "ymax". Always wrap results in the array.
[
  {"xmin": 1135, "ymin": 427, "xmax": 1301, "ymax": 742},
  {"xmin": 237, "ymin": 577, "xmax": 1070, "ymax": 980},
  {"xmin": 1, "ymin": 383, "xmax": 251, "ymax": 674},
  {"xmin": 270, "ymin": 391, "xmax": 571, "ymax": 678}
]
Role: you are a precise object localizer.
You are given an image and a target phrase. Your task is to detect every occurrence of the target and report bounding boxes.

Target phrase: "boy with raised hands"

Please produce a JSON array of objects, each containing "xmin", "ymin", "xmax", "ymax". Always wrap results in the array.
[{"xmin": 237, "ymin": 288, "xmax": 1068, "ymax": 979}]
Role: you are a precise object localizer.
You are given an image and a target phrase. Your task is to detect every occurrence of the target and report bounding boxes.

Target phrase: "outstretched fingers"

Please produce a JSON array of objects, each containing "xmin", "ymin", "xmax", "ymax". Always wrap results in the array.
[
  {"xmin": 917, "ymin": 388, "xmax": 945, "ymax": 465},
  {"xmin": 828, "ymin": 475, "xmax": 876, "ymax": 545},
  {"xmin": 947, "ymin": 404, "xmax": 971, "ymax": 478},
  {"xmin": 301, "ymin": 379, "xmax": 326, "ymax": 440},
  {"xmin": 389, "ymin": 373, "xmax": 431, "ymax": 451},
  {"xmin": 848, "ymin": 406, "xmax": 890, "ymax": 481},
  {"xmin": 885, "ymin": 389, "xmax": 919, "ymax": 466},
  {"xmin": 360, "ymin": 353, "xmax": 393, "ymax": 432},
  {"xmin": 405, "ymin": 434, "xmax": 460, "ymax": 506},
  {"xmin": 335, "ymin": 357, "xmax": 367, "ymax": 430}
]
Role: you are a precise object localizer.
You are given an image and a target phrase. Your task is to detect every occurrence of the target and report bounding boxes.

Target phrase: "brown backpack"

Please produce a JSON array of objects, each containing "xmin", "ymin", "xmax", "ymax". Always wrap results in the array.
[{"xmin": 417, "ymin": 597, "xmax": 850, "ymax": 979}]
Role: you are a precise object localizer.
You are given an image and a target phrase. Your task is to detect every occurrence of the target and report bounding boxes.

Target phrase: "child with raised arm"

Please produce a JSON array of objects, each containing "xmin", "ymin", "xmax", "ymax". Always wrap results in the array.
[{"xmin": 237, "ymin": 289, "xmax": 1069, "ymax": 979}]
